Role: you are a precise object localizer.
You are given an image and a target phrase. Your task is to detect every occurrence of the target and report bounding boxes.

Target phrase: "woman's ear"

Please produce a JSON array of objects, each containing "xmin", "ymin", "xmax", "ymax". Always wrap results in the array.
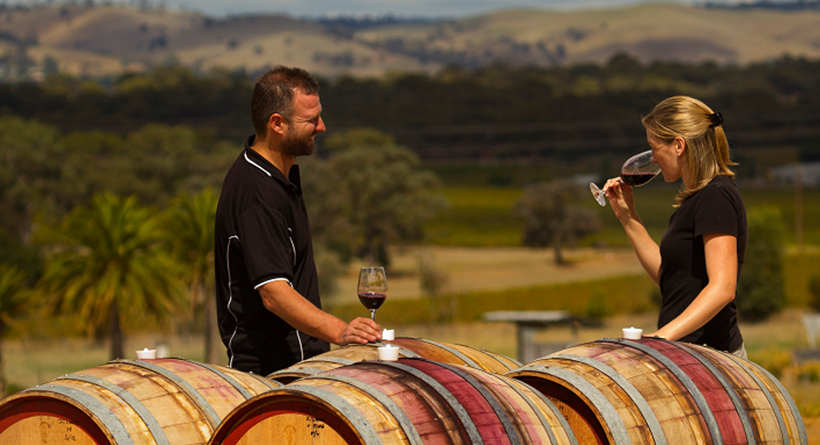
[{"xmin": 675, "ymin": 137, "xmax": 686, "ymax": 157}]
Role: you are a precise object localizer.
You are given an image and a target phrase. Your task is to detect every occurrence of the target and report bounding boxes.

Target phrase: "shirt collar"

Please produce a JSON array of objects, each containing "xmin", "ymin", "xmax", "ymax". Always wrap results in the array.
[{"xmin": 244, "ymin": 135, "xmax": 301, "ymax": 194}]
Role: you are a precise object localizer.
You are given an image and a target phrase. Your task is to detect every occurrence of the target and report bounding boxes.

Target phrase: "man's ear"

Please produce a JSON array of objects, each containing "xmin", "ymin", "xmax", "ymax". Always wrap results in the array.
[{"xmin": 268, "ymin": 113, "xmax": 287, "ymax": 136}]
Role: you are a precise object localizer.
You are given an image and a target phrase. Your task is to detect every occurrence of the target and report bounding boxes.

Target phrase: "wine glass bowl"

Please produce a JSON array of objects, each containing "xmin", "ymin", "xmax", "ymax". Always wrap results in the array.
[
  {"xmin": 589, "ymin": 149, "xmax": 661, "ymax": 206},
  {"xmin": 357, "ymin": 267, "xmax": 388, "ymax": 321}
]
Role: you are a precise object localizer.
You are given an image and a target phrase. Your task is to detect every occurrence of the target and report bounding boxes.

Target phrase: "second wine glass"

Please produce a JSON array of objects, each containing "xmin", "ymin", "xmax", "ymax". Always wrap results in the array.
[
  {"xmin": 590, "ymin": 149, "xmax": 662, "ymax": 206},
  {"xmin": 357, "ymin": 267, "xmax": 388, "ymax": 321}
]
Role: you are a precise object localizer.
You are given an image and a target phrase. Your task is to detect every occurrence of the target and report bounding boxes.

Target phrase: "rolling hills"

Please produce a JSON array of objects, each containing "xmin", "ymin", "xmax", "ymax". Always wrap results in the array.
[{"xmin": 1, "ymin": 2, "xmax": 819, "ymax": 79}]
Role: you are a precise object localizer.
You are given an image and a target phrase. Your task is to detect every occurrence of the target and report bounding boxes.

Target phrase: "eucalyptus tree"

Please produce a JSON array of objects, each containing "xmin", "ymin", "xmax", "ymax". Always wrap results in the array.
[
  {"xmin": 322, "ymin": 128, "xmax": 447, "ymax": 266},
  {"xmin": 0, "ymin": 116, "xmax": 63, "ymax": 243},
  {"xmin": 737, "ymin": 207, "xmax": 786, "ymax": 321},
  {"xmin": 514, "ymin": 179, "xmax": 603, "ymax": 265},
  {"xmin": 0, "ymin": 264, "xmax": 28, "ymax": 397},
  {"xmin": 163, "ymin": 189, "xmax": 221, "ymax": 364},
  {"xmin": 38, "ymin": 194, "xmax": 186, "ymax": 360}
]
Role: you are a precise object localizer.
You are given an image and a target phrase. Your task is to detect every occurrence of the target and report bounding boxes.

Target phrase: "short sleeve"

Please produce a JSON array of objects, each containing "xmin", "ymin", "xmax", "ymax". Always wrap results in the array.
[
  {"xmin": 237, "ymin": 205, "xmax": 294, "ymax": 287},
  {"xmin": 693, "ymin": 181, "xmax": 740, "ymax": 238}
]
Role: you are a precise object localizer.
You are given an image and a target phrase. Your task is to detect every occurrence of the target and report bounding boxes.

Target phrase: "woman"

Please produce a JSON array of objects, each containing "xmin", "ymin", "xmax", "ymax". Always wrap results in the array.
[{"xmin": 603, "ymin": 96, "xmax": 747, "ymax": 359}]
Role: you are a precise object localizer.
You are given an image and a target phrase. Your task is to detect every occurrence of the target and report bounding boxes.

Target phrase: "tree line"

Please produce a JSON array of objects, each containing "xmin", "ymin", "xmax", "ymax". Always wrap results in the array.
[{"xmin": 1, "ymin": 53, "xmax": 819, "ymax": 168}]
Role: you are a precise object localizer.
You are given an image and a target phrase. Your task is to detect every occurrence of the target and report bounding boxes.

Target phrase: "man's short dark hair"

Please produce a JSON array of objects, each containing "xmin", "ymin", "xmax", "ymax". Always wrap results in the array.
[{"xmin": 250, "ymin": 66, "xmax": 320, "ymax": 137}]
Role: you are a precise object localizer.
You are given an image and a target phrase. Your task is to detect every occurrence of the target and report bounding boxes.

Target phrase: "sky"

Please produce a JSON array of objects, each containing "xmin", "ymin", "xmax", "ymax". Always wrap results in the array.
[
  {"xmin": 7, "ymin": 0, "xmax": 752, "ymax": 19},
  {"xmin": 173, "ymin": 0, "xmax": 699, "ymax": 19}
]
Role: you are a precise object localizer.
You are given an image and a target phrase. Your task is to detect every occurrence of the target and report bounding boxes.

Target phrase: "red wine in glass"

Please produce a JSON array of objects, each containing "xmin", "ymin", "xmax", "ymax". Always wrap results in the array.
[
  {"xmin": 358, "ymin": 292, "xmax": 387, "ymax": 310},
  {"xmin": 620, "ymin": 173, "xmax": 657, "ymax": 186},
  {"xmin": 590, "ymin": 149, "xmax": 661, "ymax": 206},
  {"xmin": 357, "ymin": 267, "xmax": 388, "ymax": 321}
]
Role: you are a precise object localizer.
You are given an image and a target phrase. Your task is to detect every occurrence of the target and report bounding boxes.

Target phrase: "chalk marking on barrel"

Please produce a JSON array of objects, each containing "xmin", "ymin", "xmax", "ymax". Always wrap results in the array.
[
  {"xmin": 58, "ymin": 374, "xmax": 171, "ymax": 445},
  {"xmin": 285, "ymin": 384, "xmax": 383, "ymax": 445},
  {"xmin": 189, "ymin": 362, "xmax": 256, "ymax": 399},
  {"xmin": 307, "ymin": 374, "xmax": 424, "ymax": 445},
  {"xmin": 29, "ymin": 385, "xmax": 135, "ymax": 445}
]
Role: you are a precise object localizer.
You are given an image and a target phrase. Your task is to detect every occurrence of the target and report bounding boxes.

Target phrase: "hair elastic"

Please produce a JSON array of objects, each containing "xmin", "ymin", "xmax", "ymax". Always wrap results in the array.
[{"xmin": 709, "ymin": 112, "xmax": 723, "ymax": 128}]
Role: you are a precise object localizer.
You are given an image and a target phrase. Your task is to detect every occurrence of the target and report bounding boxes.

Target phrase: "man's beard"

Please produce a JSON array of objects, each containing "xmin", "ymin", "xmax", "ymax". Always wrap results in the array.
[{"xmin": 281, "ymin": 130, "xmax": 315, "ymax": 157}]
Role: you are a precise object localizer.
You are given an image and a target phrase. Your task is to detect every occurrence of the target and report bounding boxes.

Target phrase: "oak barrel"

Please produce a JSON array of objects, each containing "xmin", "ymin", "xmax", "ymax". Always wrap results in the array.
[
  {"xmin": 506, "ymin": 337, "xmax": 807, "ymax": 445},
  {"xmin": 0, "ymin": 358, "xmax": 279, "ymax": 445},
  {"xmin": 211, "ymin": 358, "xmax": 576, "ymax": 444},
  {"xmin": 268, "ymin": 337, "xmax": 521, "ymax": 384}
]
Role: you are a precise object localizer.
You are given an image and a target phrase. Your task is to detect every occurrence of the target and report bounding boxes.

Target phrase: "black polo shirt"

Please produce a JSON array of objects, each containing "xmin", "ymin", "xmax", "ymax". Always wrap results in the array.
[{"xmin": 214, "ymin": 136, "xmax": 329, "ymax": 375}]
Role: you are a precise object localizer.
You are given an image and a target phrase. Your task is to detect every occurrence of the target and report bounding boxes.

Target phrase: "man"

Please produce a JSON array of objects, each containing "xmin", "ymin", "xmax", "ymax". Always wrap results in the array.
[{"xmin": 215, "ymin": 66, "xmax": 381, "ymax": 374}]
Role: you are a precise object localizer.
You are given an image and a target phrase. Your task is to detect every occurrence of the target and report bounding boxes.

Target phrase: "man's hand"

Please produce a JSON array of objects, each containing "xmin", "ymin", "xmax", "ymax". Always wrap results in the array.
[{"xmin": 338, "ymin": 317, "xmax": 382, "ymax": 345}]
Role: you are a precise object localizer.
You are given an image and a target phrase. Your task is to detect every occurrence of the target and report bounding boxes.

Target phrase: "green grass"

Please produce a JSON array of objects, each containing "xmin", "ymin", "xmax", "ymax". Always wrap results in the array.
[
  {"xmin": 425, "ymin": 183, "xmax": 820, "ymax": 248},
  {"xmin": 425, "ymin": 186, "xmax": 523, "ymax": 246},
  {"xmin": 785, "ymin": 248, "xmax": 820, "ymax": 308},
  {"xmin": 329, "ymin": 273, "xmax": 659, "ymax": 326}
]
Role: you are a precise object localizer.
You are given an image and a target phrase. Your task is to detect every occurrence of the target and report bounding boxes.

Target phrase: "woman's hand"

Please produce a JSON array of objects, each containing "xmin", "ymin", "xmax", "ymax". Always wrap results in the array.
[
  {"xmin": 603, "ymin": 177, "xmax": 636, "ymax": 224},
  {"xmin": 603, "ymin": 176, "xmax": 661, "ymax": 285}
]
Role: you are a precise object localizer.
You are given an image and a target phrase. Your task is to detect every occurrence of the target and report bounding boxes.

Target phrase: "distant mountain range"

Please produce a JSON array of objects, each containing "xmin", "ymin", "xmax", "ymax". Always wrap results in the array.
[{"xmin": 1, "ymin": 2, "xmax": 819, "ymax": 80}]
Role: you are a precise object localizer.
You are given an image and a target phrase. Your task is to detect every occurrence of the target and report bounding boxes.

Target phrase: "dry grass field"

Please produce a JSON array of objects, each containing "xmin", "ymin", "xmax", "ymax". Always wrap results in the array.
[{"xmin": 331, "ymin": 246, "xmax": 646, "ymax": 303}]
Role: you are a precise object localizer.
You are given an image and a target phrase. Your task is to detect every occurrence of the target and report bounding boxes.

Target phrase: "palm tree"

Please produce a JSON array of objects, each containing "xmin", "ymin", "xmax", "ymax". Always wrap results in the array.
[
  {"xmin": 0, "ymin": 264, "xmax": 27, "ymax": 397},
  {"xmin": 38, "ymin": 194, "xmax": 185, "ymax": 360},
  {"xmin": 163, "ymin": 189, "xmax": 221, "ymax": 364}
]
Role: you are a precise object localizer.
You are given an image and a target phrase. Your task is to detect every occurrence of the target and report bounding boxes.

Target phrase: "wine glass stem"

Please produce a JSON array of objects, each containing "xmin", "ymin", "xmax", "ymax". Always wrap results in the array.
[{"xmin": 370, "ymin": 309, "xmax": 376, "ymax": 321}]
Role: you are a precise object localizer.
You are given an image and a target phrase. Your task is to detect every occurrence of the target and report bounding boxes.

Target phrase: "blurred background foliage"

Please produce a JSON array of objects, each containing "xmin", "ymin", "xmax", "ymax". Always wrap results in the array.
[{"xmin": 1, "ymin": 52, "xmax": 819, "ymax": 398}]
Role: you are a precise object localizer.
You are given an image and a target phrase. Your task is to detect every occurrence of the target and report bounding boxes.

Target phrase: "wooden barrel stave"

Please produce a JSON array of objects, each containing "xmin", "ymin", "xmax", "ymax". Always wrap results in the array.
[
  {"xmin": 431, "ymin": 341, "xmax": 522, "ymax": 373},
  {"xmin": 440, "ymin": 361, "xmax": 576, "ymax": 445},
  {"xmin": 509, "ymin": 337, "xmax": 807, "ymax": 445},
  {"xmin": 686, "ymin": 342, "xmax": 808, "ymax": 444},
  {"xmin": 616, "ymin": 339, "xmax": 747, "ymax": 444},
  {"xmin": 393, "ymin": 359, "xmax": 514, "ymax": 444},
  {"xmin": 267, "ymin": 342, "xmax": 417, "ymax": 384},
  {"xmin": 213, "ymin": 358, "xmax": 575, "ymax": 444},
  {"xmin": 322, "ymin": 362, "xmax": 469, "ymax": 443},
  {"xmin": 558, "ymin": 341, "xmax": 710, "ymax": 444},
  {"xmin": 268, "ymin": 337, "xmax": 520, "ymax": 384},
  {"xmin": 0, "ymin": 358, "xmax": 278, "ymax": 445},
  {"xmin": 390, "ymin": 338, "xmax": 481, "ymax": 368}
]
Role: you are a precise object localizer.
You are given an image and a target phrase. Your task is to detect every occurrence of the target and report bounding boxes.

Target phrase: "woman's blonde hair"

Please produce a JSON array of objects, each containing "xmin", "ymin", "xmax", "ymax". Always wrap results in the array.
[{"xmin": 642, "ymin": 96, "xmax": 736, "ymax": 206}]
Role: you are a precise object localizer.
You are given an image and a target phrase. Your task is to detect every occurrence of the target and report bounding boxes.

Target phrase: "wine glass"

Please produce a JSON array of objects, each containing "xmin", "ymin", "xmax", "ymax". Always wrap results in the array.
[
  {"xmin": 357, "ymin": 267, "xmax": 388, "ymax": 321},
  {"xmin": 589, "ymin": 149, "xmax": 662, "ymax": 206}
]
